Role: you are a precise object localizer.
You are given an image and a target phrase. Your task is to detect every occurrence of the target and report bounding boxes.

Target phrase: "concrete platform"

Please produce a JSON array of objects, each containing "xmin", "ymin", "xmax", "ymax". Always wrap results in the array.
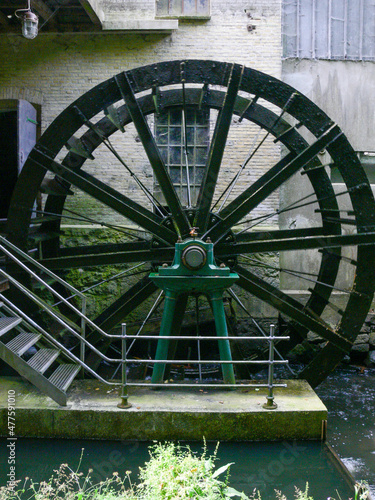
[{"xmin": 0, "ymin": 377, "xmax": 327, "ymax": 441}]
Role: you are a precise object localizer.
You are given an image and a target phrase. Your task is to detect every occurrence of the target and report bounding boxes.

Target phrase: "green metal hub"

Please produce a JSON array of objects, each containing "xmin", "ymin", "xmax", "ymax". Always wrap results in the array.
[
  {"xmin": 149, "ymin": 238, "xmax": 239, "ymax": 384},
  {"xmin": 182, "ymin": 245, "xmax": 206, "ymax": 270}
]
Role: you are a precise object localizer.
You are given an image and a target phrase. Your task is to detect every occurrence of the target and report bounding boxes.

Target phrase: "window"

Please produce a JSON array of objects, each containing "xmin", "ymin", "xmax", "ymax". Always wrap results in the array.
[
  {"xmin": 156, "ymin": 0, "xmax": 210, "ymax": 17},
  {"xmin": 154, "ymin": 106, "xmax": 210, "ymax": 207},
  {"xmin": 331, "ymin": 152, "xmax": 375, "ymax": 183},
  {"xmin": 282, "ymin": 0, "xmax": 375, "ymax": 61}
]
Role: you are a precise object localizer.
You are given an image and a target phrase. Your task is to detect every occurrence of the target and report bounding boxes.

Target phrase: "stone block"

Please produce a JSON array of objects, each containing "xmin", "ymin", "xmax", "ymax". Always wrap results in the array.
[
  {"xmin": 351, "ymin": 343, "xmax": 370, "ymax": 353},
  {"xmin": 354, "ymin": 334, "xmax": 370, "ymax": 345},
  {"xmin": 368, "ymin": 351, "xmax": 375, "ymax": 366}
]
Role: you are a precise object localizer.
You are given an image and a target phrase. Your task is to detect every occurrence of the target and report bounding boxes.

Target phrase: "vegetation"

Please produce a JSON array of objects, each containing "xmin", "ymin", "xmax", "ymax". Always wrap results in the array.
[{"xmin": 0, "ymin": 442, "xmax": 370, "ymax": 500}]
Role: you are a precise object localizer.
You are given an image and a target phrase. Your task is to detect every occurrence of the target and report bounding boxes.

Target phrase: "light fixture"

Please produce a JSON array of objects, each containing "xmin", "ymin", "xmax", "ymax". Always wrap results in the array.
[{"xmin": 15, "ymin": 0, "xmax": 39, "ymax": 40}]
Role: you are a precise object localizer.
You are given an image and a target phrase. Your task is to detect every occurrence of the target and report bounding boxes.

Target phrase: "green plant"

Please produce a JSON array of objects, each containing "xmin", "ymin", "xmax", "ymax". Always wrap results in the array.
[
  {"xmin": 354, "ymin": 481, "xmax": 370, "ymax": 500},
  {"xmin": 135, "ymin": 441, "xmax": 247, "ymax": 499}
]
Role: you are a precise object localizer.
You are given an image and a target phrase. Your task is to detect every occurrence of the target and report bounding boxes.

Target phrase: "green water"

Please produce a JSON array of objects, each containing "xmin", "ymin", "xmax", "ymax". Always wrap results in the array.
[
  {"xmin": 1, "ymin": 365, "xmax": 374, "ymax": 498},
  {"xmin": 0, "ymin": 438, "xmax": 353, "ymax": 498},
  {"xmin": 316, "ymin": 366, "xmax": 375, "ymax": 498}
]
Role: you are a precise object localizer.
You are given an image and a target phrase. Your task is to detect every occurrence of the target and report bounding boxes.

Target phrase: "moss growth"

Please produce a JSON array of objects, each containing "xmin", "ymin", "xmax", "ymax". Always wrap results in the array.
[{"xmin": 60, "ymin": 228, "xmax": 152, "ymax": 325}]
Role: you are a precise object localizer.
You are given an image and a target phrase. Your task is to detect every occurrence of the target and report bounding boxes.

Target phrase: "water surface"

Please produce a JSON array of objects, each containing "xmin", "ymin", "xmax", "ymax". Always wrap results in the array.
[{"xmin": 316, "ymin": 366, "xmax": 375, "ymax": 497}]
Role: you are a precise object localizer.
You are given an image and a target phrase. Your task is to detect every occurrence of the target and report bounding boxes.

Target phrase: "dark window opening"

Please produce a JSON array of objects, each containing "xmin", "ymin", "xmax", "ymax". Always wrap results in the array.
[
  {"xmin": 0, "ymin": 100, "xmax": 38, "ymax": 225},
  {"xmin": 0, "ymin": 111, "xmax": 18, "ymax": 219}
]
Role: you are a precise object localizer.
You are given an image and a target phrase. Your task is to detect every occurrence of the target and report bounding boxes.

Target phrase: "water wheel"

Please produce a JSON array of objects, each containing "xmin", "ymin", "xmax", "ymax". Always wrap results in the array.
[{"xmin": 6, "ymin": 60, "xmax": 375, "ymax": 387}]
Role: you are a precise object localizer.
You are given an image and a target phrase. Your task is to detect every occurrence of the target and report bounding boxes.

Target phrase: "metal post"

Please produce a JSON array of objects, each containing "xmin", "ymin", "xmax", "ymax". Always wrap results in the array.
[
  {"xmin": 195, "ymin": 295, "xmax": 203, "ymax": 382},
  {"xmin": 263, "ymin": 324, "xmax": 278, "ymax": 410},
  {"xmin": 80, "ymin": 296, "xmax": 86, "ymax": 378},
  {"xmin": 118, "ymin": 323, "xmax": 132, "ymax": 409},
  {"xmin": 151, "ymin": 290, "xmax": 177, "ymax": 384},
  {"xmin": 209, "ymin": 290, "xmax": 235, "ymax": 385}
]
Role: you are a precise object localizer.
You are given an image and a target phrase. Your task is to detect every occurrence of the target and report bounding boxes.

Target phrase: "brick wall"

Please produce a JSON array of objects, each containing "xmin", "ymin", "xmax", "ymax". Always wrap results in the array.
[{"xmin": 0, "ymin": 0, "xmax": 282, "ymax": 229}]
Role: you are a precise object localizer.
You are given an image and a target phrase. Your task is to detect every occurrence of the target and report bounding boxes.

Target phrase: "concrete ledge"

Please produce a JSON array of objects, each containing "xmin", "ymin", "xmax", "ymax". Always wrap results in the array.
[
  {"xmin": 101, "ymin": 19, "xmax": 179, "ymax": 32},
  {"xmin": 0, "ymin": 378, "xmax": 327, "ymax": 442}
]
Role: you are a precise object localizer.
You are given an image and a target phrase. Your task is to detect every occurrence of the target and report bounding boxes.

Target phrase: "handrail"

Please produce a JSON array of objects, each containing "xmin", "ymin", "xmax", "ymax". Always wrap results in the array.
[
  {"xmin": 0, "ymin": 237, "xmax": 129, "ymax": 394},
  {"xmin": 0, "ymin": 268, "xmax": 122, "ymax": 364},
  {"xmin": 0, "ymin": 240, "xmax": 114, "ymax": 340},
  {"xmin": 0, "ymin": 236, "xmax": 85, "ymax": 299},
  {"xmin": 120, "ymin": 324, "xmax": 290, "ymax": 409},
  {"xmin": 0, "ymin": 294, "xmax": 118, "ymax": 386}
]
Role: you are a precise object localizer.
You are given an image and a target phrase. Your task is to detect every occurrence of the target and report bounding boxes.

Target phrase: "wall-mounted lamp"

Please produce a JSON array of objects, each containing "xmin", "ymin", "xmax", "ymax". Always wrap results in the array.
[{"xmin": 15, "ymin": 0, "xmax": 39, "ymax": 40}]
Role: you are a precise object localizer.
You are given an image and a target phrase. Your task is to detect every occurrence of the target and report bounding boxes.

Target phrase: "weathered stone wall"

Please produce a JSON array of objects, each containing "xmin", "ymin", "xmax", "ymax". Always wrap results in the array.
[{"xmin": 282, "ymin": 59, "xmax": 375, "ymax": 152}]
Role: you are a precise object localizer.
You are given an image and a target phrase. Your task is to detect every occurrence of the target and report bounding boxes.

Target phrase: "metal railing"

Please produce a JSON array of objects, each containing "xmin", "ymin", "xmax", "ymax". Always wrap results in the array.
[
  {"xmin": 120, "ymin": 323, "xmax": 289, "ymax": 409},
  {"xmin": 0, "ymin": 236, "xmax": 126, "ymax": 394},
  {"xmin": 0, "ymin": 236, "xmax": 289, "ymax": 410}
]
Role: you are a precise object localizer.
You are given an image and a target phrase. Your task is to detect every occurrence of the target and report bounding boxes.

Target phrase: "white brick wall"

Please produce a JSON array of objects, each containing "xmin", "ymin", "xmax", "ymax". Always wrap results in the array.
[{"xmin": 0, "ymin": 0, "xmax": 282, "ymax": 227}]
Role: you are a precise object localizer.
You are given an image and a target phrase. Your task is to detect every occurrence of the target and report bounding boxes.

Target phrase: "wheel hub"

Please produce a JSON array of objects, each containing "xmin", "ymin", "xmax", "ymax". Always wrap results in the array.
[{"xmin": 181, "ymin": 244, "xmax": 206, "ymax": 270}]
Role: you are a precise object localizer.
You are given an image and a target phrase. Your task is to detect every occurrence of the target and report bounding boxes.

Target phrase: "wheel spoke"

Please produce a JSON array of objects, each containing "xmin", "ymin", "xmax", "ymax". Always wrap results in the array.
[
  {"xmin": 217, "ymin": 230, "xmax": 375, "ymax": 256},
  {"xmin": 30, "ymin": 147, "xmax": 177, "ymax": 245},
  {"xmin": 181, "ymin": 63, "xmax": 192, "ymax": 208},
  {"xmin": 234, "ymin": 264, "xmax": 352, "ymax": 352},
  {"xmin": 234, "ymin": 226, "xmax": 328, "ymax": 243},
  {"xmin": 33, "ymin": 208, "xmax": 149, "ymax": 240},
  {"xmin": 72, "ymin": 105, "xmax": 166, "ymax": 218},
  {"xmin": 115, "ymin": 72, "xmax": 191, "ymax": 237},
  {"xmin": 195, "ymin": 64, "xmax": 244, "ymax": 233},
  {"xmin": 240, "ymin": 254, "xmax": 352, "ymax": 295},
  {"xmin": 40, "ymin": 242, "xmax": 174, "ymax": 269},
  {"xmin": 94, "ymin": 275, "xmax": 158, "ymax": 332},
  {"xmin": 206, "ymin": 125, "xmax": 342, "ymax": 242},
  {"xmin": 227, "ymin": 287, "xmax": 295, "ymax": 374},
  {"xmin": 213, "ymin": 128, "xmax": 263, "ymax": 213},
  {"xmin": 126, "ymin": 290, "xmax": 165, "ymax": 356}
]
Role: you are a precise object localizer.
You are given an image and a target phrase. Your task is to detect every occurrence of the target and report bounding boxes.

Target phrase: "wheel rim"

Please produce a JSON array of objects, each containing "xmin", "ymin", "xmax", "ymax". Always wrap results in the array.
[{"xmin": 7, "ymin": 60, "xmax": 375, "ymax": 387}]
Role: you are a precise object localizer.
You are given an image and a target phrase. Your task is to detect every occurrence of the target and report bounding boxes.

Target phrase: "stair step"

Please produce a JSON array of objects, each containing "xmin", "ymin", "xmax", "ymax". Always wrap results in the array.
[
  {"xmin": 28, "ymin": 348, "xmax": 60, "ymax": 373},
  {"xmin": 0, "ymin": 279, "xmax": 9, "ymax": 292},
  {"xmin": 0, "ymin": 316, "xmax": 22, "ymax": 337},
  {"xmin": 49, "ymin": 364, "xmax": 80, "ymax": 391},
  {"xmin": 6, "ymin": 332, "xmax": 41, "ymax": 356}
]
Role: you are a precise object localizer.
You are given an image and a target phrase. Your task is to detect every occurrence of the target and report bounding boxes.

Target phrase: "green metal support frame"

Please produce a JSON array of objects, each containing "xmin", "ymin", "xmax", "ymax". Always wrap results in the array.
[{"xmin": 149, "ymin": 238, "xmax": 239, "ymax": 384}]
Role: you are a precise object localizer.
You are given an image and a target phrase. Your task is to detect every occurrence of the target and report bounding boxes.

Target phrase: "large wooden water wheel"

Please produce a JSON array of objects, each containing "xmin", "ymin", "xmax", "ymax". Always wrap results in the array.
[{"xmin": 6, "ymin": 60, "xmax": 375, "ymax": 387}]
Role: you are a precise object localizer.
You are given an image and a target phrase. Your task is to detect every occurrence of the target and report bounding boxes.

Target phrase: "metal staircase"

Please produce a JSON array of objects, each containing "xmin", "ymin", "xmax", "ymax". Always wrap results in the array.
[
  {"xmin": 0, "ymin": 236, "xmax": 126, "ymax": 406},
  {"xmin": 0, "ymin": 300, "xmax": 81, "ymax": 406}
]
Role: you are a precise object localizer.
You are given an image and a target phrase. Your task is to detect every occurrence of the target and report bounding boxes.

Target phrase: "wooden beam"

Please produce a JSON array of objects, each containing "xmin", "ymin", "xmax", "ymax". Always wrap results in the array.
[
  {"xmin": 0, "ymin": 24, "xmax": 102, "ymax": 35},
  {"xmin": 31, "ymin": 0, "xmax": 57, "ymax": 25},
  {"xmin": 78, "ymin": 0, "xmax": 105, "ymax": 26}
]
